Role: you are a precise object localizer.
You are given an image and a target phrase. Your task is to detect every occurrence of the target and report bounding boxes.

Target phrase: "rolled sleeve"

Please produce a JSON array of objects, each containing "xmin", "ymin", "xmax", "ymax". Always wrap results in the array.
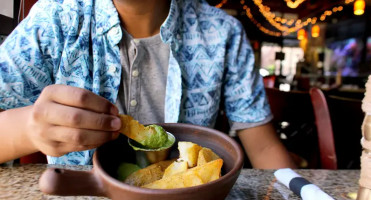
[
  {"xmin": 229, "ymin": 114, "xmax": 273, "ymax": 131},
  {"xmin": 223, "ymin": 20, "xmax": 272, "ymax": 126},
  {"xmin": 0, "ymin": 0, "xmax": 61, "ymax": 110}
]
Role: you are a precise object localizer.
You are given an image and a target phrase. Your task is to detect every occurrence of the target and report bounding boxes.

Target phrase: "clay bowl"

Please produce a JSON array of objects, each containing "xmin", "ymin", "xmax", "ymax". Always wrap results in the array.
[{"xmin": 39, "ymin": 123, "xmax": 244, "ymax": 200}]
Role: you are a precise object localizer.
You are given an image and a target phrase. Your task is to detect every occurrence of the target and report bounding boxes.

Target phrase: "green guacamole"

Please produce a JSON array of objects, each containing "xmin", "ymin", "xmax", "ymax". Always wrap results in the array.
[
  {"xmin": 140, "ymin": 125, "xmax": 169, "ymax": 149},
  {"xmin": 117, "ymin": 162, "xmax": 141, "ymax": 181}
]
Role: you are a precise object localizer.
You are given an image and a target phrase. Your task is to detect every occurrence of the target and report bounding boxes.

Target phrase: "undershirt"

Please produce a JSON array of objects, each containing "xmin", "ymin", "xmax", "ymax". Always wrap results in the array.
[
  {"xmin": 115, "ymin": 29, "xmax": 272, "ymax": 131},
  {"xmin": 115, "ymin": 29, "xmax": 169, "ymax": 124}
]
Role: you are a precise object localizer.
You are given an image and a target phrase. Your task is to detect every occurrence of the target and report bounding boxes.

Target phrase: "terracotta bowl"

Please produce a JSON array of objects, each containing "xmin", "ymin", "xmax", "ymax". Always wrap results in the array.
[{"xmin": 39, "ymin": 123, "xmax": 244, "ymax": 200}]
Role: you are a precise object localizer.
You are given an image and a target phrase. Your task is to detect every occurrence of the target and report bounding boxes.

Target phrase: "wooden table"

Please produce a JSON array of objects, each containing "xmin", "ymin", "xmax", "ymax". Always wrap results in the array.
[{"xmin": 0, "ymin": 164, "xmax": 359, "ymax": 199}]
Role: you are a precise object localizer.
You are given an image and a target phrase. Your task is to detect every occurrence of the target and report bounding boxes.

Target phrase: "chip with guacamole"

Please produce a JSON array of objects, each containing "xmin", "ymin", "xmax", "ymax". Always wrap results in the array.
[{"xmin": 119, "ymin": 115, "xmax": 173, "ymax": 149}]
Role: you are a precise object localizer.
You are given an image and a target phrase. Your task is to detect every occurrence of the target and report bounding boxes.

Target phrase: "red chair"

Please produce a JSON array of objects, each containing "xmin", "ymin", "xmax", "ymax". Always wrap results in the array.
[
  {"xmin": 20, "ymin": 152, "xmax": 47, "ymax": 164},
  {"xmin": 263, "ymin": 75, "xmax": 276, "ymax": 88},
  {"xmin": 19, "ymin": 0, "xmax": 39, "ymax": 21},
  {"xmin": 309, "ymin": 88, "xmax": 337, "ymax": 169}
]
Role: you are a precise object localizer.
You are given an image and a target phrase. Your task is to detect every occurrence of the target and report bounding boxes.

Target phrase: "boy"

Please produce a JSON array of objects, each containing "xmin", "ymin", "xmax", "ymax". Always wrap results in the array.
[{"xmin": 0, "ymin": 0, "xmax": 295, "ymax": 168}]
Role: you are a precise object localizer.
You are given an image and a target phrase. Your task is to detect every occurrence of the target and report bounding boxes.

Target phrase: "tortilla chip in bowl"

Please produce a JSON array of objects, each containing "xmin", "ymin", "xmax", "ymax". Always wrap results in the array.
[{"xmin": 39, "ymin": 123, "xmax": 244, "ymax": 200}]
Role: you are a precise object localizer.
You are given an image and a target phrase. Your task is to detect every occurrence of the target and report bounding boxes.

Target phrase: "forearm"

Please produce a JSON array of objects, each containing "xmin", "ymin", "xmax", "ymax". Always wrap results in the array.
[
  {"xmin": 0, "ymin": 106, "xmax": 38, "ymax": 163},
  {"xmin": 237, "ymin": 123, "xmax": 296, "ymax": 169}
]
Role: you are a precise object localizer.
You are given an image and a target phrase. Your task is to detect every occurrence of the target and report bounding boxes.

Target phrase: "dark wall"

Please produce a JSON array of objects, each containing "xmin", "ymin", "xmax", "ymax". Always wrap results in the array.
[{"xmin": 0, "ymin": 0, "xmax": 20, "ymax": 35}]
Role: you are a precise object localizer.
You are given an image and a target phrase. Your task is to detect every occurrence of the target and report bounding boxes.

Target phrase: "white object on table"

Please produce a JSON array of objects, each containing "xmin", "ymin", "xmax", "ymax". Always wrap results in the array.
[{"xmin": 274, "ymin": 168, "xmax": 334, "ymax": 200}]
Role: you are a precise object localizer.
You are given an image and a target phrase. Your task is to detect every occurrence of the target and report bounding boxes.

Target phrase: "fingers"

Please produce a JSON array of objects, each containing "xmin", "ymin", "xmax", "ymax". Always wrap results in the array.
[
  {"xmin": 29, "ymin": 85, "xmax": 122, "ymax": 157},
  {"xmin": 40, "ymin": 141, "xmax": 99, "ymax": 157},
  {"xmin": 33, "ymin": 101, "xmax": 121, "ymax": 131},
  {"xmin": 36, "ymin": 127, "xmax": 120, "ymax": 157},
  {"xmin": 39, "ymin": 85, "xmax": 118, "ymax": 115},
  {"xmin": 49, "ymin": 126, "xmax": 119, "ymax": 146}
]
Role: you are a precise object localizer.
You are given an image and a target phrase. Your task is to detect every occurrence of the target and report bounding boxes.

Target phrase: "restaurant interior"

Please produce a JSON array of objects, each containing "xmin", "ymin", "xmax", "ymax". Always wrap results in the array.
[
  {"xmin": 0, "ymin": 0, "xmax": 370, "ymax": 171},
  {"xmin": 209, "ymin": 0, "xmax": 371, "ymax": 170},
  {"xmin": 2, "ymin": 0, "xmax": 371, "ymax": 199}
]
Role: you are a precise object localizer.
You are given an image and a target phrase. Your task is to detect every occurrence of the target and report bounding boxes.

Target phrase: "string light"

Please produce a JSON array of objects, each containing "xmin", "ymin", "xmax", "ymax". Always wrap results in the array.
[
  {"xmin": 214, "ymin": 0, "xmax": 347, "ymax": 37},
  {"xmin": 284, "ymin": 0, "xmax": 306, "ymax": 8},
  {"xmin": 311, "ymin": 17, "xmax": 317, "ymax": 24},
  {"xmin": 249, "ymin": 0, "xmax": 345, "ymax": 35},
  {"xmin": 215, "ymin": 0, "xmax": 228, "ymax": 8},
  {"xmin": 243, "ymin": 4, "xmax": 282, "ymax": 36}
]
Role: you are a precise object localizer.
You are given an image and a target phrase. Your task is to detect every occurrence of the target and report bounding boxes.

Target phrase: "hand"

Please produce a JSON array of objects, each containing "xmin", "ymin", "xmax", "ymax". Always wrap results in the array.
[{"xmin": 27, "ymin": 85, "xmax": 121, "ymax": 157}]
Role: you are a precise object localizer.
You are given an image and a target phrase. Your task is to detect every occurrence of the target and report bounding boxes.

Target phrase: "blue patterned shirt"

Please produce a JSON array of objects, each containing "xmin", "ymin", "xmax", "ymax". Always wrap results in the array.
[{"xmin": 0, "ymin": 0, "xmax": 272, "ymax": 165}]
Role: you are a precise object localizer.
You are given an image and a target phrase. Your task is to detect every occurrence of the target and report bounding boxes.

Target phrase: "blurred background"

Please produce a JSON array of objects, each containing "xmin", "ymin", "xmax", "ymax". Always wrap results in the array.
[
  {"xmin": 205, "ymin": 0, "xmax": 371, "ymax": 91},
  {"xmin": 207, "ymin": 0, "xmax": 371, "ymax": 170}
]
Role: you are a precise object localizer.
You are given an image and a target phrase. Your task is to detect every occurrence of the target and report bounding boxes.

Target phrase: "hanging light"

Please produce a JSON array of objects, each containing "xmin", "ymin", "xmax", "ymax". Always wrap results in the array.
[
  {"xmin": 297, "ymin": 29, "xmax": 306, "ymax": 40},
  {"xmin": 354, "ymin": 0, "xmax": 365, "ymax": 15},
  {"xmin": 311, "ymin": 25, "xmax": 320, "ymax": 38}
]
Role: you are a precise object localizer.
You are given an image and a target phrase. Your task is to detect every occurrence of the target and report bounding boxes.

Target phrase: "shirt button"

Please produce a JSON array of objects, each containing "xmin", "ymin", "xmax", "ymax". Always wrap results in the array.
[
  {"xmin": 133, "ymin": 39, "xmax": 140, "ymax": 43},
  {"xmin": 130, "ymin": 100, "xmax": 137, "ymax": 107},
  {"xmin": 132, "ymin": 70, "xmax": 139, "ymax": 77},
  {"xmin": 109, "ymin": 66, "xmax": 116, "ymax": 73},
  {"xmin": 112, "ymin": 26, "xmax": 119, "ymax": 34}
]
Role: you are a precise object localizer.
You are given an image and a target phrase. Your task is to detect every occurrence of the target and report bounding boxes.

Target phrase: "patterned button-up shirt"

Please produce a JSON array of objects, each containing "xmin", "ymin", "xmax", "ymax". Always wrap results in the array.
[{"xmin": 0, "ymin": 0, "xmax": 272, "ymax": 165}]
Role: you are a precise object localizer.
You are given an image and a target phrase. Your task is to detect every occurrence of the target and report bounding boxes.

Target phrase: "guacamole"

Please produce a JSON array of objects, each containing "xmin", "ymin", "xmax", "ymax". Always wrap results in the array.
[
  {"xmin": 117, "ymin": 162, "xmax": 141, "ymax": 181},
  {"xmin": 139, "ymin": 125, "xmax": 169, "ymax": 149}
]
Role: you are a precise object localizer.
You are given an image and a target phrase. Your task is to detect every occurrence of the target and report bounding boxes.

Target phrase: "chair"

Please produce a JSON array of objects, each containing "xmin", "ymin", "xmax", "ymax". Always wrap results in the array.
[
  {"xmin": 19, "ymin": 0, "xmax": 38, "ymax": 21},
  {"xmin": 265, "ymin": 87, "xmax": 314, "ymax": 125},
  {"xmin": 265, "ymin": 87, "xmax": 319, "ymax": 168},
  {"xmin": 309, "ymin": 88, "xmax": 337, "ymax": 169},
  {"xmin": 263, "ymin": 75, "xmax": 276, "ymax": 88},
  {"xmin": 20, "ymin": 152, "xmax": 47, "ymax": 164},
  {"xmin": 310, "ymin": 87, "xmax": 364, "ymax": 169}
]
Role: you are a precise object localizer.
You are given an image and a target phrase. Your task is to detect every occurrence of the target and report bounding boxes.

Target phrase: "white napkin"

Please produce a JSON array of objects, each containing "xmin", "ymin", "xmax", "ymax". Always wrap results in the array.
[{"xmin": 274, "ymin": 168, "xmax": 334, "ymax": 200}]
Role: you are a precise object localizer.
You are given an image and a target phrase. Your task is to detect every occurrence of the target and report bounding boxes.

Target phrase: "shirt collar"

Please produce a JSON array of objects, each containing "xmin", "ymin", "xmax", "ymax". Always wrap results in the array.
[
  {"xmin": 160, "ymin": 0, "xmax": 182, "ymax": 44},
  {"xmin": 94, "ymin": 0, "xmax": 121, "ymax": 36},
  {"xmin": 94, "ymin": 0, "xmax": 183, "ymax": 41}
]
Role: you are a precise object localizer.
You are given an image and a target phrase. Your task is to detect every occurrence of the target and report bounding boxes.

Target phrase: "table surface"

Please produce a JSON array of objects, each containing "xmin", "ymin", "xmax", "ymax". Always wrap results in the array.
[{"xmin": 0, "ymin": 164, "xmax": 360, "ymax": 200}]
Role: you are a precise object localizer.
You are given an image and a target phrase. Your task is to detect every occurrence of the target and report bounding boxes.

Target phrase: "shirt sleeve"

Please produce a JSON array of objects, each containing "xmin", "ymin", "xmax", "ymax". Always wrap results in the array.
[
  {"xmin": 229, "ymin": 115, "xmax": 273, "ymax": 131},
  {"xmin": 223, "ymin": 19, "xmax": 272, "ymax": 128},
  {"xmin": 0, "ymin": 0, "xmax": 62, "ymax": 110}
]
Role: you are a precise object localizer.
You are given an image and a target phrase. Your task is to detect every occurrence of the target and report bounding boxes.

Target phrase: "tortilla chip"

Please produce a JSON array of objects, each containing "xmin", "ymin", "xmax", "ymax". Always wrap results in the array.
[
  {"xmin": 197, "ymin": 147, "xmax": 220, "ymax": 166},
  {"xmin": 142, "ymin": 159, "xmax": 223, "ymax": 189},
  {"xmin": 163, "ymin": 160, "xmax": 188, "ymax": 178},
  {"xmin": 124, "ymin": 160, "xmax": 173, "ymax": 186},
  {"xmin": 178, "ymin": 141, "xmax": 202, "ymax": 168},
  {"xmin": 119, "ymin": 115, "xmax": 149, "ymax": 142}
]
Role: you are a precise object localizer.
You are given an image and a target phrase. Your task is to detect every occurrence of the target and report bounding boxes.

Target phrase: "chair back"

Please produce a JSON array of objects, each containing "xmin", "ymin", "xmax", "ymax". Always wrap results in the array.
[
  {"xmin": 263, "ymin": 75, "xmax": 276, "ymax": 88},
  {"xmin": 327, "ymin": 94, "xmax": 363, "ymax": 169},
  {"xmin": 265, "ymin": 87, "xmax": 314, "ymax": 123},
  {"xmin": 309, "ymin": 88, "xmax": 337, "ymax": 169}
]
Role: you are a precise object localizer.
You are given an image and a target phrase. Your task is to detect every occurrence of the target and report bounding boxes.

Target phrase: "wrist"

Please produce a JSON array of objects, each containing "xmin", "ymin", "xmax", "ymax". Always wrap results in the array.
[
  {"xmin": 4, "ymin": 106, "xmax": 38, "ymax": 155},
  {"xmin": 21, "ymin": 105, "xmax": 39, "ymax": 153}
]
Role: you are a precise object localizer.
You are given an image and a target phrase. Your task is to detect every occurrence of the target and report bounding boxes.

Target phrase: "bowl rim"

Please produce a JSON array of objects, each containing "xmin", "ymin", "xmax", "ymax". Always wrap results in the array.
[{"xmin": 93, "ymin": 123, "xmax": 244, "ymax": 194}]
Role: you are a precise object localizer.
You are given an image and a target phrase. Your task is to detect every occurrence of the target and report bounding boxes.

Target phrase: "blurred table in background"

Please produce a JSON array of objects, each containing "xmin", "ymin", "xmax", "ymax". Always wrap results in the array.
[{"xmin": 0, "ymin": 164, "xmax": 359, "ymax": 200}]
